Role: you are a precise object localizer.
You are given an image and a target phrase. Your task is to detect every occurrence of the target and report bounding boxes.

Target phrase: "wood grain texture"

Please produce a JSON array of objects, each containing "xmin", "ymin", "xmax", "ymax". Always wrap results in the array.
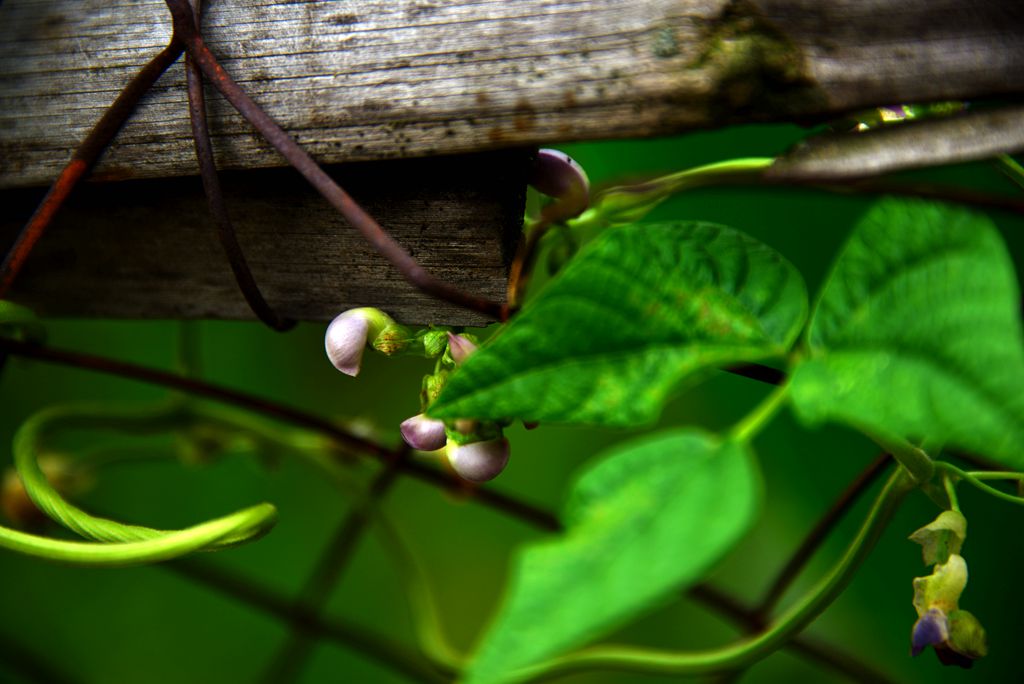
[
  {"xmin": 2, "ymin": 0, "xmax": 1022, "ymax": 188},
  {"xmin": 768, "ymin": 104, "xmax": 1024, "ymax": 181},
  {"xmin": 0, "ymin": 151, "xmax": 526, "ymax": 325}
]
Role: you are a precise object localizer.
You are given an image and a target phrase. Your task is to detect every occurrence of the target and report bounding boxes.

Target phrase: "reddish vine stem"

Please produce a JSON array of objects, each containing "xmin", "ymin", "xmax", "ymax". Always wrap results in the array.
[
  {"xmin": 505, "ymin": 217, "xmax": 550, "ymax": 309},
  {"xmin": 0, "ymin": 334, "xmax": 895, "ymax": 681},
  {"xmin": 688, "ymin": 584, "xmax": 898, "ymax": 684},
  {"xmin": 0, "ymin": 40, "xmax": 185, "ymax": 300},
  {"xmin": 0, "ymin": 336, "xmax": 777, "ymax": 532},
  {"xmin": 184, "ymin": 0, "xmax": 294, "ymax": 332},
  {"xmin": 756, "ymin": 454, "xmax": 893, "ymax": 617},
  {"xmin": 168, "ymin": 559, "xmax": 446, "ymax": 683},
  {"xmin": 0, "ymin": 336, "xmax": 558, "ymax": 530},
  {"xmin": 507, "ymin": 194, "xmax": 584, "ymax": 309},
  {"xmin": 260, "ymin": 451, "xmax": 411, "ymax": 683},
  {"xmin": 162, "ymin": 0, "xmax": 507, "ymax": 321}
]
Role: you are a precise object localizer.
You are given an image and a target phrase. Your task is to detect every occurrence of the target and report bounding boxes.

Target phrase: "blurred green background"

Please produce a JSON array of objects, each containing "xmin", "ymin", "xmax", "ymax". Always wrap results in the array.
[{"xmin": 1, "ymin": 126, "xmax": 1022, "ymax": 684}]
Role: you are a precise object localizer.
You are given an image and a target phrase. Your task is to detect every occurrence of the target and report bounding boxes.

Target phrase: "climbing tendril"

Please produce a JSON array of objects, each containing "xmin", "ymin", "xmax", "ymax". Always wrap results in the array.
[{"xmin": 0, "ymin": 381, "xmax": 278, "ymax": 565}]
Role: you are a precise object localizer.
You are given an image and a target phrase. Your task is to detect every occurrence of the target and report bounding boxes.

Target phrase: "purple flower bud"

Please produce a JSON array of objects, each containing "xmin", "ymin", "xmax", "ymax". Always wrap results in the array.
[
  {"xmin": 912, "ymin": 608, "xmax": 949, "ymax": 656},
  {"xmin": 529, "ymin": 149, "xmax": 590, "ymax": 218},
  {"xmin": 447, "ymin": 438, "xmax": 510, "ymax": 483},
  {"xmin": 325, "ymin": 310, "xmax": 371, "ymax": 376},
  {"xmin": 400, "ymin": 414, "xmax": 447, "ymax": 451},
  {"xmin": 447, "ymin": 332, "xmax": 478, "ymax": 366}
]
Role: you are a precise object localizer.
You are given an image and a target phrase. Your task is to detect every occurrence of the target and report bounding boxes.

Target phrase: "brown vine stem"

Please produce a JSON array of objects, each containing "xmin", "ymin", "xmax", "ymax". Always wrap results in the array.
[
  {"xmin": 756, "ymin": 454, "xmax": 892, "ymax": 617},
  {"xmin": 0, "ymin": 334, "xmax": 892, "ymax": 682},
  {"xmin": 506, "ymin": 214, "xmax": 554, "ymax": 310},
  {"xmin": 184, "ymin": 0, "xmax": 294, "ymax": 332},
  {"xmin": 507, "ymin": 197, "xmax": 584, "ymax": 309},
  {"xmin": 0, "ymin": 336, "xmax": 558, "ymax": 530},
  {"xmin": 0, "ymin": 40, "xmax": 184, "ymax": 300},
  {"xmin": 259, "ymin": 450, "xmax": 412, "ymax": 683},
  {"xmin": 168, "ymin": 558, "xmax": 447, "ymax": 683},
  {"xmin": 162, "ymin": 0, "xmax": 507, "ymax": 321},
  {"xmin": 688, "ymin": 584, "xmax": 898, "ymax": 684}
]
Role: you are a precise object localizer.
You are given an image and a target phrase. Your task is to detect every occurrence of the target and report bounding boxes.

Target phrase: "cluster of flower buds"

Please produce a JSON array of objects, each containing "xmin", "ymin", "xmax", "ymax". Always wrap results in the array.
[
  {"xmin": 400, "ymin": 332, "xmax": 510, "ymax": 482},
  {"xmin": 325, "ymin": 311, "xmax": 511, "ymax": 483},
  {"xmin": 908, "ymin": 510, "xmax": 987, "ymax": 668}
]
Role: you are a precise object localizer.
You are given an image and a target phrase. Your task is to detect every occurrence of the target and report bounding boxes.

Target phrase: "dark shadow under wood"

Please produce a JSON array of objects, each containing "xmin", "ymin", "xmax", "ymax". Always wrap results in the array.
[{"xmin": 0, "ymin": 151, "xmax": 527, "ymax": 326}]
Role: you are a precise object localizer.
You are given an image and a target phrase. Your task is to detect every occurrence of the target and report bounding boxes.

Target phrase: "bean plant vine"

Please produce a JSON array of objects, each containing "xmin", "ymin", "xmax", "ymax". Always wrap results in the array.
[{"xmin": 1, "ymin": 2, "xmax": 1023, "ymax": 681}]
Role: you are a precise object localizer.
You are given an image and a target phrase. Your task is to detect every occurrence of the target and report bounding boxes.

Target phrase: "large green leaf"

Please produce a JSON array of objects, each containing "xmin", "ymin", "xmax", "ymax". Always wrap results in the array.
[
  {"xmin": 791, "ymin": 198, "xmax": 1024, "ymax": 468},
  {"xmin": 464, "ymin": 429, "xmax": 759, "ymax": 684},
  {"xmin": 431, "ymin": 222, "xmax": 806, "ymax": 425}
]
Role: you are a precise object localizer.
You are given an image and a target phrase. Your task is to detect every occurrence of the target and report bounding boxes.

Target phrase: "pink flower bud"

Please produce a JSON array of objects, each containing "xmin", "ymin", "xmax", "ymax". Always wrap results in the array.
[
  {"xmin": 447, "ymin": 438, "xmax": 510, "ymax": 482},
  {"xmin": 529, "ymin": 149, "xmax": 590, "ymax": 218},
  {"xmin": 400, "ymin": 414, "xmax": 447, "ymax": 451},
  {"xmin": 447, "ymin": 332, "xmax": 478, "ymax": 366},
  {"xmin": 325, "ymin": 310, "xmax": 371, "ymax": 376}
]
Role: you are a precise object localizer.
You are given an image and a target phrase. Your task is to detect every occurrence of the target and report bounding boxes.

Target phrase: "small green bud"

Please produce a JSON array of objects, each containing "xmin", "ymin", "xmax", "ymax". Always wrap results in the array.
[
  {"xmin": 421, "ymin": 370, "xmax": 451, "ymax": 409},
  {"xmin": 371, "ymin": 321, "xmax": 414, "ymax": 356},
  {"xmin": 420, "ymin": 329, "xmax": 450, "ymax": 358}
]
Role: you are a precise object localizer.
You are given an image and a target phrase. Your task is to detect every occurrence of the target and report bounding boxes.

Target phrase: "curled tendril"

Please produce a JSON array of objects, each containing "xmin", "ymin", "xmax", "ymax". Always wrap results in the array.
[{"xmin": 0, "ymin": 402, "xmax": 278, "ymax": 567}]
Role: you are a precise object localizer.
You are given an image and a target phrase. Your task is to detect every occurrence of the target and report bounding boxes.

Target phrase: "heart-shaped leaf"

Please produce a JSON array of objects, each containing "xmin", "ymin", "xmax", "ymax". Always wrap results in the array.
[
  {"xmin": 790, "ymin": 198, "xmax": 1024, "ymax": 468},
  {"xmin": 463, "ymin": 429, "xmax": 759, "ymax": 683},
  {"xmin": 431, "ymin": 222, "xmax": 806, "ymax": 426}
]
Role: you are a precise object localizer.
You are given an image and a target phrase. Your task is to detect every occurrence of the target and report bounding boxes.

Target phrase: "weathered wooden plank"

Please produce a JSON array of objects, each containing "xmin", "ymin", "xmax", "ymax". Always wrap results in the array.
[
  {"xmin": 768, "ymin": 104, "xmax": 1024, "ymax": 181},
  {"xmin": 0, "ymin": 151, "xmax": 526, "ymax": 325},
  {"xmin": 2, "ymin": 0, "xmax": 1022, "ymax": 188}
]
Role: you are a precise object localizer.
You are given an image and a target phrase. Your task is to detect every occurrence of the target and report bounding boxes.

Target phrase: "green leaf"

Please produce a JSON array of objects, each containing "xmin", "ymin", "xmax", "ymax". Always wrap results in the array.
[
  {"xmin": 431, "ymin": 222, "xmax": 806, "ymax": 425},
  {"xmin": 790, "ymin": 198, "xmax": 1024, "ymax": 468},
  {"xmin": 464, "ymin": 429, "xmax": 759, "ymax": 683}
]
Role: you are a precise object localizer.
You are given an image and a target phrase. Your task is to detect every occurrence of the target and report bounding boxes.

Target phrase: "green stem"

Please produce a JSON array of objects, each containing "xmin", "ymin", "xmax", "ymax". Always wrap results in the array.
[
  {"xmin": 942, "ymin": 473, "xmax": 960, "ymax": 513},
  {"xmin": 863, "ymin": 432, "xmax": 935, "ymax": 487},
  {"xmin": 935, "ymin": 462, "xmax": 1024, "ymax": 507},
  {"xmin": 372, "ymin": 515, "xmax": 466, "ymax": 673},
  {"xmin": 0, "ymin": 504, "xmax": 275, "ymax": 566},
  {"xmin": 728, "ymin": 381, "xmax": 790, "ymax": 444},
  {"xmin": 518, "ymin": 469, "xmax": 914, "ymax": 681},
  {"xmin": 262, "ymin": 426, "xmax": 465, "ymax": 674},
  {"xmin": 569, "ymin": 158, "xmax": 774, "ymax": 230},
  {"xmin": 964, "ymin": 470, "xmax": 1024, "ymax": 481},
  {"xmin": 995, "ymin": 154, "xmax": 1024, "ymax": 191},
  {"xmin": 1, "ymin": 401, "xmax": 278, "ymax": 565}
]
